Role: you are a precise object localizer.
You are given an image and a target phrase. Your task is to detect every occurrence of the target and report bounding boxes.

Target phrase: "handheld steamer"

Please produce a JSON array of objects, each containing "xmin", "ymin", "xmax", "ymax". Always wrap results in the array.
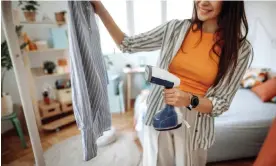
[{"xmin": 145, "ymin": 65, "xmax": 186, "ymax": 131}]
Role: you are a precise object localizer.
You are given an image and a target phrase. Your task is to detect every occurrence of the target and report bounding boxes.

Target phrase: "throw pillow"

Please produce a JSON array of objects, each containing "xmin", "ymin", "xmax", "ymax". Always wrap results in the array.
[
  {"xmin": 251, "ymin": 78, "xmax": 276, "ymax": 102},
  {"xmin": 271, "ymin": 96, "xmax": 276, "ymax": 103},
  {"xmin": 241, "ymin": 68, "xmax": 270, "ymax": 89}
]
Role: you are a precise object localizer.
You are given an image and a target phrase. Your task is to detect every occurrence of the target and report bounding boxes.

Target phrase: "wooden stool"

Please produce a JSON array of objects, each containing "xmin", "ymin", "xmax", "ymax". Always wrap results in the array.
[{"xmin": 38, "ymin": 100, "xmax": 61, "ymax": 119}]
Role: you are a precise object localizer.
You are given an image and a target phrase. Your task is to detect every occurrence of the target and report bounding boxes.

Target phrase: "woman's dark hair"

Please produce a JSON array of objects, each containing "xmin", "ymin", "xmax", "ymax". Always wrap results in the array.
[{"xmin": 191, "ymin": 1, "xmax": 248, "ymax": 86}]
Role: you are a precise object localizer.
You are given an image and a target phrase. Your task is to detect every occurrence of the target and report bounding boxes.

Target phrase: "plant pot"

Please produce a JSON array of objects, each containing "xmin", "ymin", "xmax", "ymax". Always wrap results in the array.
[
  {"xmin": 46, "ymin": 69, "xmax": 54, "ymax": 74},
  {"xmin": 55, "ymin": 11, "xmax": 66, "ymax": 23},
  {"xmin": 1, "ymin": 94, "xmax": 13, "ymax": 117},
  {"xmin": 24, "ymin": 11, "xmax": 36, "ymax": 22}
]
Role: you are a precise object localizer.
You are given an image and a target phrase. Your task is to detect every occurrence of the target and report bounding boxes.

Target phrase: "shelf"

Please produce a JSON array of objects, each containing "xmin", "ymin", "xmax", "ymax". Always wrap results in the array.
[
  {"xmin": 31, "ymin": 67, "xmax": 69, "ymax": 79},
  {"xmin": 20, "ymin": 21, "xmax": 66, "ymax": 26},
  {"xmin": 42, "ymin": 114, "xmax": 75, "ymax": 131},
  {"xmin": 27, "ymin": 48, "xmax": 67, "ymax": 55}
]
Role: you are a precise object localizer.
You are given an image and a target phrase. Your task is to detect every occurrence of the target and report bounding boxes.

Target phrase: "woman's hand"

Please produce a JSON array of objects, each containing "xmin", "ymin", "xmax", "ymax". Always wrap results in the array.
[
  {"xmin": 90, "ymin": 1, "xmax": 104, "ymax": 15},
  {"xmin": 90, "ymin": 0, "xmax": 125, "ymax": 47},
  {"xmin": 163, "ymin": 88, "xmax": 190, "ymax": 107}
]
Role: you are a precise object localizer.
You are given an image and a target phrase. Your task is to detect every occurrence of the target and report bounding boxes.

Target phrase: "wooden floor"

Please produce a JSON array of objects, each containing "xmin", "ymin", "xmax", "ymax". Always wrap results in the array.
[{"xmin": 2, "ymin": 110, "xmax": 255, "ymax": 166}]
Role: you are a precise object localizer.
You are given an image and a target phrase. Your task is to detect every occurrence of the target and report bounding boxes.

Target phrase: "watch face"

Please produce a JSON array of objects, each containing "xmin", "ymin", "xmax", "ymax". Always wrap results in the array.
[{"xmin": 191, "ymin": 96, "xmax": 199, "ymax": 107}]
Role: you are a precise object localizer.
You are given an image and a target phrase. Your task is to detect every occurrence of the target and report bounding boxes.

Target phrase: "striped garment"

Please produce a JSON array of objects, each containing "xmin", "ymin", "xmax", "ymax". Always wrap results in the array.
[
  {"xmin": 68, "ymin": 1, "xmax": 111, "ymax": 161},
  {"xmin": 120, "ymin": 19, "xmax": 253, "ymax": 150}
]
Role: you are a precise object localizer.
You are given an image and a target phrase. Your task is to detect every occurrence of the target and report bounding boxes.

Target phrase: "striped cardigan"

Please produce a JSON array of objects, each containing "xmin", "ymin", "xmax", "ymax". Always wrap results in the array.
[
  {"xmin": 68, "ymin": 1, "xmax": 111, "ymax": 160},
  {"xmin": 120, "ymin": 19, "xmax": 253, "ymax": 150}
]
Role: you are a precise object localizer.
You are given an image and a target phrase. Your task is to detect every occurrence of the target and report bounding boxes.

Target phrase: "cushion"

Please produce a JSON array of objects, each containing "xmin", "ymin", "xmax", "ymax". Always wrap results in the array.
[
  {"xmin": 253, "ymin": 119, "xmax": 276, "ymax": 166},
  {"xmin": 271, "ymin": 96, "xmax": 276, "ymax": 103},
  {"xmin": 251, "ymin": 78, "xmax": 276, "ymax": 102},
  {"xmin": 241, "ymin": 68, "xmax": 270, "ymax": 89}
]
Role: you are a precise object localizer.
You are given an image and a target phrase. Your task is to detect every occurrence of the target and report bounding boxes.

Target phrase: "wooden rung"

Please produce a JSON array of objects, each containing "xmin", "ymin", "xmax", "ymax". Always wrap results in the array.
[{"xmin": 42, "ymin": 114, "xmax": 75, "ymax": 131}]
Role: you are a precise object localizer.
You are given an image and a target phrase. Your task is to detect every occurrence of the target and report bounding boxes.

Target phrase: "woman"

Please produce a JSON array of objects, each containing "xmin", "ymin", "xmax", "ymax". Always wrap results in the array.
[{"xmin": 92, "ymin": 0, "xmax": 252, "ymax": 165}]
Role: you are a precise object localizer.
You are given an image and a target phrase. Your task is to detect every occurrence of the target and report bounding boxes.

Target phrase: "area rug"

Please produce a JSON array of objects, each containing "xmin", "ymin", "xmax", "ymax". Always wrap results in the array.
[{"xmin": 44, "ymin": 132, "xmax": 142, "ymax": 166}]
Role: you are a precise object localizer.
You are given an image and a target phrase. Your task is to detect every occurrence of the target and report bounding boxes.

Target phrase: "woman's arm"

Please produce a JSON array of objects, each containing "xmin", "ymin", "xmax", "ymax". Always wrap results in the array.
[
  {"xmin": 91, "ymin": 1, "xmax": 124, "ymax": 47},
  {"xmin": 164, "ymin": 41, "xmax": 253, "ymax": 115},
  {"xmin": 91, "ymin": 1, "xmax": 177, "ymax": 54}
]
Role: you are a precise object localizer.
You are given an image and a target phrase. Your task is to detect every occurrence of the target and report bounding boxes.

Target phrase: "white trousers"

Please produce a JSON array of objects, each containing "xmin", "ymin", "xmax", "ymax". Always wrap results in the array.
[{"xmin": 143, "ymin": 107, "xmax": 207, "ymax": 166}]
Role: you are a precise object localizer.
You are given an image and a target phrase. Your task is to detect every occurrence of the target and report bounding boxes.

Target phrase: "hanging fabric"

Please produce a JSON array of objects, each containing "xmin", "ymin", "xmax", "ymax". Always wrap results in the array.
[{"xmin": 67, "ymin": 1, "xmax": 111, "ymax": 161}]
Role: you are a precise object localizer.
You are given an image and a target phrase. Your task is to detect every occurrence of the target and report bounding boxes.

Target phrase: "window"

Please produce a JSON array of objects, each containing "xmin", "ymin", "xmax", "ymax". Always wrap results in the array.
[
  {"xmin": 133, "ymin": 0, "xmax": 161, "ymax": 34},
  {"xmin": 167, "ymin": 0, "xmax": 193, "ymax": 21},
  {"xmin": 98, "ymin": 0, "xmax": 127, "ymax": 54},
  {"xmin": 97, "ymin": 0, "xmax": 194, "ymax": 54}
]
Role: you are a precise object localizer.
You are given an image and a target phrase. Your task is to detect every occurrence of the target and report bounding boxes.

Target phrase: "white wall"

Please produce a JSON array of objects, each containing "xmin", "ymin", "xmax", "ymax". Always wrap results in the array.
[{"xmin": 245, "ymin": 1, "xmax": 276, "ymax": 71}]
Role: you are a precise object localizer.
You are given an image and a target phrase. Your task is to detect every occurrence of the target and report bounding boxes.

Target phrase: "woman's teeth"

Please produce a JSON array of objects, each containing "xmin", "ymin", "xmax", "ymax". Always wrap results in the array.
[{"xmin": 200, "ymin": 8, "xmax": 210, "ymax": 14}]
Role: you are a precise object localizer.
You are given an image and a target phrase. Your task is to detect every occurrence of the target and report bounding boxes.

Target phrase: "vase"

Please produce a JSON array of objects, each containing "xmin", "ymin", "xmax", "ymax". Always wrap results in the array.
[{"xmin": 1, "ymin": 94, "xmax": 13, "ymax": 116}]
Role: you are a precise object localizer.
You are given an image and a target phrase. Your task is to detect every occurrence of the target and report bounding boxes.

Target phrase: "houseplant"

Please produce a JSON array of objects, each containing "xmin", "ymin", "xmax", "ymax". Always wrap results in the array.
[
  {"xmin": 43, "ymin": 61, "xmax": 56, "ymax": 74},
  {"xmin": 1, "ymin": 41, "xmax": 14, "ymax": 116},
  {"xmin": 1, "ymin": 26, "xmax": 28, "ymax": 116},
  {"xmin": 18, "ymin": 1, "xmax": 40, "ymax": 22}
]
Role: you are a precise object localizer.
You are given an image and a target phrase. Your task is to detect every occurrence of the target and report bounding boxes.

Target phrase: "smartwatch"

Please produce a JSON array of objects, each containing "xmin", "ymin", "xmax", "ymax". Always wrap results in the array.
[{"xmin": 186, "ymin": 94, "xmax": 199, "ymax": 111}]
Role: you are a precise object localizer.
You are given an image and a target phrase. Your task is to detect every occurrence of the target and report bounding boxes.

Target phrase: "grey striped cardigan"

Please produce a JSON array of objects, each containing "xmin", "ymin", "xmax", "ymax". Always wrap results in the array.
[
  {"xmin": 68, "ymin": 1, "xmax": 111, "ymax": 161},
  {"xmin": 120, "ymin": 19, "xmax": 252, "ymax": 150}
]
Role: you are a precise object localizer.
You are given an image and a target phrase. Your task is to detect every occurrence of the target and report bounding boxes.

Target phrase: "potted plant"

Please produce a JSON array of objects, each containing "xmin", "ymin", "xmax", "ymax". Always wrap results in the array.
[
  {"xmin": 1, "ymin": 26, "xmax": 28, "ymax": 116},
  {"xmin": 18, "ymin": 1, "xmax": 40, "ymax": 22},
  {"xmin": 1, "ymin": 41, "xmax": 14, "ymax": 116},
  {"xmin": 43, "ymin": 61, "xmax": 56, "ymax": 74},
  {"xmin": 55, "ymin": 10, "xmax": 67, "ymax": 24}
]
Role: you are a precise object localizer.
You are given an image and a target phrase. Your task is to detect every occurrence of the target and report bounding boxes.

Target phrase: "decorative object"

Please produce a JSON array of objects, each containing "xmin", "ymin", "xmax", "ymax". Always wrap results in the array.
[
  {"xmin": 241, "ymin": 68, "xmax": 270, "ymax": 89},
  {"xmin": 57, "ymin": 58, "xmax": 68, "ymax": 74},
  {"xmin": 251, "ymin": 78, "xmax": 276, "ymax": 102},
  {"xmin": 1, "ymin": 93, "xmax": 13, "ymax": 116},
  {"xmin": 55, "ymin": 11, "xmax": 67, "ymax": 24},
  {"xmin": 18, "ymin": 1, "xmax": 40, "ymax": 22},
  {"xmin": 50, "ymin": 28, "xmax": 68, "ymax": 49},
  {"xmin": 44, "ymin": 132, "xmax": 141, "ymax": 166},
  {"xmin": 43, "ymin": 61, "xmax": 56, "ymax": 74},
  {"xmin": 23, "ymin": 32, "xmax": 37, "ymax": 51},
  {"xmin": 55, "ymin": 79, "xmax": 71, "ymax": 89},
  {"xmin": 35, "ymin": 40, "xmax": 48, "ymax": 50},
  {"xmin": 42, "ymin": 91, "xmax": 50, "ymax": 105},
  {"xmin": 42, "ymin": 14, "xmax": 52, "ymax": 23}
]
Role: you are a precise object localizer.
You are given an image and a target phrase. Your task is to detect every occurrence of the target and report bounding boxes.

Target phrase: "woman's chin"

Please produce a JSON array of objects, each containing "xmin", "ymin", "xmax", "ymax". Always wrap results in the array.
[{"xmin": 197, "ymin": 15, "xmax": 209, "ymax": 22}]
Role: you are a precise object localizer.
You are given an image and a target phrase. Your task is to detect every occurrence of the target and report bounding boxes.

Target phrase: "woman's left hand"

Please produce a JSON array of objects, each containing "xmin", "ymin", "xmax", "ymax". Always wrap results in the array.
[{"xmin": 163, "ymin": 88, "xmax": 190, "ymax": 107}]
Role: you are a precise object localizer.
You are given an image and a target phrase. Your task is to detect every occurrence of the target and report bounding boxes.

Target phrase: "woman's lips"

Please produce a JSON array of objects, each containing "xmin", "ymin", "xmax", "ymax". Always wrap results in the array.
[{"xmin": 198, "ymin": 7, "xmax": 212, "ymax": 14}]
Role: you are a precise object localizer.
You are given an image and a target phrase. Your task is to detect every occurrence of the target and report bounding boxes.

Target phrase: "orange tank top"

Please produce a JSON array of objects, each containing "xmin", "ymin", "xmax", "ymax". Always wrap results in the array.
[{"xmin": 168, "ymin": 28, "xmax": 220, "ymax": 96}]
